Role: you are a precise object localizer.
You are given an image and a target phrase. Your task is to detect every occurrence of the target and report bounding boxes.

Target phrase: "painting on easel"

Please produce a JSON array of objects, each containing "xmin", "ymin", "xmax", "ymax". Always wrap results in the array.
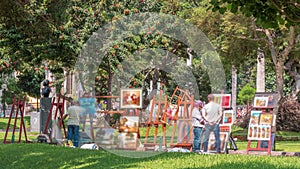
[{"xmin": 120, "ymin": 89, "xmax": 142, "ymax": 108}]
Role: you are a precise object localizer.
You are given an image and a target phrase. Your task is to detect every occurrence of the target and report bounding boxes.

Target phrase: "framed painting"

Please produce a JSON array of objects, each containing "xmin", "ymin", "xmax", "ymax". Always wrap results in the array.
[
  {"xmin": 221, "ymin": 94, "xmax": 231, "ymax": 108},
  {"xmin": 120, "ymin": 88, "xmax": 142, "ymax": 108},
  {"xmin": 204, "ymin": 132, "xmax": 229, "ymax": 153},
  {"xmin": 222, "ymin": 110, "xmax": 234, "ymax": 125},
  {"xmin": 259, "ymin": 113, "xmax": 273, "ymax": 125},
  {"xmin": 254, "ymin": 97, "xmax": 268, "ymax": 107},
  {"xmin": 254, "ymin": 92, "xmax": 279, "ymax": 108},
  {"xmin": 248, "ymin": 124, "xmax": 271, "ymax": 140},
  {"xmin": 249, "ymin": 111, "xmax": 261, "ymax": 125},
  {"xmin": 213, "ymin": 94, "xmax": 231, "ymax": 108},
  {"xmin": 119, "ymin": 116, "xmax": 139, "ymax": 133},
  {"xmin": 177, "ymin": 119, "xmax": 193, "ymax": 144}
]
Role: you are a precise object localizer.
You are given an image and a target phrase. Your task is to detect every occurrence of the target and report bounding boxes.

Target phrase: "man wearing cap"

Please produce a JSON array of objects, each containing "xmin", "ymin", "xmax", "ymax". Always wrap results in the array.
[
  {"xmin": 192, "ymin": 100, "xmax": 205, "ymax": 153},
  {"xmin": 202, "ymin": 94, "xmax": 223, "ymax": 154}
]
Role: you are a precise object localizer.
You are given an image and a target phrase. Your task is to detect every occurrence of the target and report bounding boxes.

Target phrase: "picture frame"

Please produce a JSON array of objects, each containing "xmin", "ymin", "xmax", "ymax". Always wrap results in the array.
[
  {"xmin": 247, "ymin": 124, "xmax": 271, "ymax": 140},
  {"xmin": 177, "ymin": 119, "xmax": 193, "ymax": 144},
  {"xmin": 222, "ymin": 110, "xmax": 234, "ymax": 125},
  {"xmin": 203, "ymin": 132, "xmax": 229, "ymax": 153},
  {"xmin": 249, "ymin": 111, "xmax": 261, "ymax": 125},
  {"xmin": 119, "ymin": 116, "xmax": 139, "ymax": 133},
  {"xmin": 213, "ymin": 94, "xmax": 231, "ymax": 108},
  {"xmin": 254, "ymin": 92, "xmax": 279, "ymax": 108},
  {"xmin": 254, "ymin": 97, "xmax": 268, "ymax": 107},
  {"xmin": 221, "ymin": 95, "xmax": 231, "ymax": 108},
  {"xmin": 120, "ymin": 88, "xmax": 142, "ymax": 108},
  {"xmin": 259, "ymin": 113, "xmax": 273, "ymax": 125}
]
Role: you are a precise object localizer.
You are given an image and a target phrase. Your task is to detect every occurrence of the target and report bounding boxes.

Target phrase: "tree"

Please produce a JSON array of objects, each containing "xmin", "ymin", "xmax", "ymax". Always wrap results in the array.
[{"xmin": 209, "ymin": 0, "xmax": 300, "ymax": 29}]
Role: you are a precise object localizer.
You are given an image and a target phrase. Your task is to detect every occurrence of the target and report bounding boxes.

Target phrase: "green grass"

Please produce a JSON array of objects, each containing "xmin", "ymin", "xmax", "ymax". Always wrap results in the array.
[
  {"xmin": 0, "ymin": 144, "xmax": 300, "ymax": 169},
  {"xmin": 0, "ymin": 117, "xmax": 31, "ymax": 129},
  {"xmin": 1, "ymin": 119, "xmax": 300, "ymax": 168}
]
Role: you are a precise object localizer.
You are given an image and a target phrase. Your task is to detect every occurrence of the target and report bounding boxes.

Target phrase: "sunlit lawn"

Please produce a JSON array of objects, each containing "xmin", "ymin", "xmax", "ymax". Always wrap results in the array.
[
  {"xmin": 1, "ymin": 117, "xmax": 300, "ymax": 168},
  {"xmin": 0, "ymin": 144, "xmax": 300, "ymax": 169}
]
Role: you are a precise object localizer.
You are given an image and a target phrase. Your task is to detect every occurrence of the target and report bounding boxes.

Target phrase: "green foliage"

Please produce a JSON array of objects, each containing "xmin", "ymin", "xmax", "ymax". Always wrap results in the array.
[
  {"xmin": 238, "ymin": 83, "xmax": 255, "ymax": 105},
  {"xmin": 209, "ymin": 0, "xmax": 300, "ymax": 28},
  {"xmin": 0, "ymin": 78, "xmax": 24, "ymax": 104},
  {"xmin": 17, "ymin": 68, "xmax": 45, "ymax": 98}
]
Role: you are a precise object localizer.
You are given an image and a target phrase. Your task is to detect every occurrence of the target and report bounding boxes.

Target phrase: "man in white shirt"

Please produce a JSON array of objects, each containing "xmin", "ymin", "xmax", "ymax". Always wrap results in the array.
[
  {"xmin": 202, "ymin": 94, "xmax": 223, "ymax": 153},
  {"xmin": 192, "ymin": 100, "xmax": 205, "ymax": 153},
  {"xmin": 63, "ymin": 101, "xmax": 86, "ymax": 147}
]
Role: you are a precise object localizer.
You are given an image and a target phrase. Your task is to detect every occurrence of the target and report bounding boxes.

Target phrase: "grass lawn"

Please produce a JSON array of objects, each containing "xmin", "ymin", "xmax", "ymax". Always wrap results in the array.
[
  {"xmin": 1, "ymin": 117, "xmax": 300, "ymax": 168},
  {"xmin": 0, "ymin": 144, "xmax": 300, "ymax": 169}
]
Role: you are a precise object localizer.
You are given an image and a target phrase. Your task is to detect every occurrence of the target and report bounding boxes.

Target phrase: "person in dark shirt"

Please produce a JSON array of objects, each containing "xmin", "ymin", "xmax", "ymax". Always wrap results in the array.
[{"xmin": 41, "ymin": 80, "xmax": 51, "ymax": 98}]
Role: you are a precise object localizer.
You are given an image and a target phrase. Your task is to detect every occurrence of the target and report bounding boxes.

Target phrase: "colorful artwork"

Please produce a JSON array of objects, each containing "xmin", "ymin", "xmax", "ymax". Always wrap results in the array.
[
  {"xmin": 221, "ymin": 95, "xmax": 231, "ymax": 108},
  {"xmin": 120, "ymin": 89, "xmax": 142, "ymax": 108},
  {"xmin": 254, "ymin": 97, "xmax": 269, "ymax": 107},
  {"xmin": 204, "ymin": 132, "xmax": 228, "ymax": 153},
  {"xmin": 177, "ymin": 119, "xmax": 193, "ymax": 144},
  {"xmin": 119, "ymin": 116, "xmax": 139, "ymax": 133},
  {"xmin": 254, "ymin": 92, "xmax": 279, "ymax": 108},
  {"xmin": 222, "ymin": 110, "xmax": 234, "ymax": 125},
  {"xmin": 213, "ymin": 95, "xmax": 222, "ymax": 105},
  {"xmin": 259, "ymin": 113, "xmax": 273, "ymax": 125},
  {"xmin": 247, "ymin": 111, "xmax": 273, "ymax": 140},
  {"xmin": 248, "ymin": 124, "xmax": 271, "ymax": 140},
  {"xmin": 213, "ymin": 94, "xmax": 231, "ymax": 108},
  {"xmin": 249, "ymin": 111, "xmax": 261, "ymax": 125}
]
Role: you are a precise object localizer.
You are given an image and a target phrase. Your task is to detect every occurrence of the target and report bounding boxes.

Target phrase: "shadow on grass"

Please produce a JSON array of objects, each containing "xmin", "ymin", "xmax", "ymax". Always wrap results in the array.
[{"xmin": 0, "ymin": 144, "xmax": 299, "ymax": 169}]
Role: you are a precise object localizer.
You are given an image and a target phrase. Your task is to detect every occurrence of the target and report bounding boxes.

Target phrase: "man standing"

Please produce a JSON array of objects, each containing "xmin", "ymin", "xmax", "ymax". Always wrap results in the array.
[
  {"xmin": 192, "ymin": 100, "xmax": 205, "ymax": 153},
  {"xmin": 202, "ymin": 94, "xmax": 223, "ymax": 153},
  {"xmin": 63, "ymin": 101, "xmax": 86, "ymax": 147}
]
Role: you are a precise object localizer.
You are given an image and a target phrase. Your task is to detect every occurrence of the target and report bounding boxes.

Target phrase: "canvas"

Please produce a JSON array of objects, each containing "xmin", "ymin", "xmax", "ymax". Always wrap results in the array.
[
  {"xmin": 254, "ymin": 97, "xmax": 269, "ymax": 107},
  {"xmin": 119, "ymin": 116, "xmax": 139, "ymax": 133},
  {"xmin": 203, "ymin": 132, "xmax": 228, "ymax": 153},
  {"xmin": 120, "ymin": 89, "xmax": 142, "ymax": 108}
]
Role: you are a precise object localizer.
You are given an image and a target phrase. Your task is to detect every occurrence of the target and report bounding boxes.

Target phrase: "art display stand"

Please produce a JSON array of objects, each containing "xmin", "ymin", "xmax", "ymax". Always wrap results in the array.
[
  {"xmin": 94, "ymin": 95, "xmax": 140, "ymax": 150},
  {"xmin": 43, "ymin": 94, "xmax": 67, "ymax": 142},
  {"xmin": 143, "ymin": 89, "xmax": 168, "ymax": 151},
  {"xmin": 3, "ymin": 96, "xmax": 29, "ymax": 144},
  {"xmin": 246, "ymin": 92, "xmax": 279, "ymax": 155},
  {"xmin": 169, "ymin": 87, "xmax": 194, "ymax": 151}
]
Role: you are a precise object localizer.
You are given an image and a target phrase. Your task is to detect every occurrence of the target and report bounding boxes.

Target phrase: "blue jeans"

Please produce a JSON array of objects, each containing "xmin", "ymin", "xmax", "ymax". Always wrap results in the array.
[
  {"xmin": 192, "ymin": 127, "xmax": 203, "ymax": 152},
  {"xmin": 68, "ymin": 125, "xmax": 79, "ymax": 147},
  {"xmin": 203, "ymin": 123, "xmax": 221, "ymax": 152}
]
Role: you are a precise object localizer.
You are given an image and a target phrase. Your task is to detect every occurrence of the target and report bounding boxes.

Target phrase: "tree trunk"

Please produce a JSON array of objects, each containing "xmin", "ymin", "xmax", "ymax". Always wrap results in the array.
[
  {"xmin": 275, "ymin": 61, "xmax": 285, "ymax": 99},
  {"xmin": 265, "ymin": 26, "xmax": 295, "ymax": 101},
  {"xmin": 231, "ymin": 65, "xmax": 237, "ymax": 117},
  {"xmin": 256, "ymin": 48, "xmax": 265, "ymax": 92}
]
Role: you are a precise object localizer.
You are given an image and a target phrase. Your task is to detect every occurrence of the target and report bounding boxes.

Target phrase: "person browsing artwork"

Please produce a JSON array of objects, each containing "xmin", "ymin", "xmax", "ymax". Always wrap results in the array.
[
  {"xmin": 201, "ymin": 94, "xmax": 223, "ymax": 154},
  {"xmin": 191, "ymin": 100, "xmax": 205, "ymax": 153},
  {"xmin": 62, "ymin": 100, "xmax": 86, "ymax": 147}
]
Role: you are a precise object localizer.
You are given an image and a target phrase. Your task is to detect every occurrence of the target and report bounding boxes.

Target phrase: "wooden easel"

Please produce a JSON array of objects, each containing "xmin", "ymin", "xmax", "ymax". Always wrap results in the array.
[
  {"xmin": 44, "ymin": 94, "xmax": 67, "ymax": 140},
  {"xmin": 95, "ymin": 95, "xmax": 140, "ymax": 150},
  {"xmin": 143, "ymin": 89, "xmax": 168, "ymax": 150},
  {"xmin": 3, "ymin": 96, "xmax": 29, "ymax": 143},
  {"xmin": 169, "ymin": 87, "xmax": 194, "ymax": 151},
  {"xmin": 246, "ymin": 108, "xmax": 274, "ymax": 155},
  {"xmin": 246, "ymin": 92, "xmax": 278, "ymax": 155}
]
